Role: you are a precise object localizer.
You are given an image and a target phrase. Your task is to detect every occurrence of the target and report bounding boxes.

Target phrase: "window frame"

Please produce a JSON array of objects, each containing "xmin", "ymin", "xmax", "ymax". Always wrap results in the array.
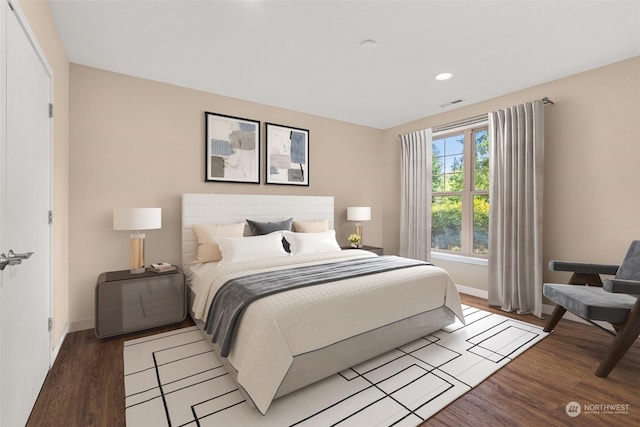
[{"xmin": 431, "ymin": 124, "xmax": 489, "ymax": 257}]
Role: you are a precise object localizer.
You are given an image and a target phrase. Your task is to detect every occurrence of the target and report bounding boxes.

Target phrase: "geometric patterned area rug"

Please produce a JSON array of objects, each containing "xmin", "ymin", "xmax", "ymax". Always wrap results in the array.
[{"xmin": 124, "ymin": 305, "xmax": 548, "ymax": 426}]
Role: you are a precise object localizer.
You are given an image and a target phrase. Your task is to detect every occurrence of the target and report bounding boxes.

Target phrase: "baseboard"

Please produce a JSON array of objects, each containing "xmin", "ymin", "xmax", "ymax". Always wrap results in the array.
[
  {"xmin": 455, "ymin": 284, "xmax": 488, "ymax": 299},
  {"xmin": 50, "ymin": 319, "xmax": 95, "ymax": 368},
  {"xmin": 67, "ymin": 318, "xmax": 95, "ymax": 333},
  {"xmin": 456, "ymin": 284, "xmax": 605, "ymax": 328},
  {"xmin": 542, "ymin": 303, "xmax": 555, "ymax": 316},
  {"xmin": 50, "ymin": 322, "xmax": 69, "ymax": 366}
]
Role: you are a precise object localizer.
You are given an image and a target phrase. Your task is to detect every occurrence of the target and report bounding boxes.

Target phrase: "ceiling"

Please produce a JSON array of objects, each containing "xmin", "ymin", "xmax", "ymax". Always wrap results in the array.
[{"xmin": 48, "ymin": 0, "xmax": 640, "ymax": 129}]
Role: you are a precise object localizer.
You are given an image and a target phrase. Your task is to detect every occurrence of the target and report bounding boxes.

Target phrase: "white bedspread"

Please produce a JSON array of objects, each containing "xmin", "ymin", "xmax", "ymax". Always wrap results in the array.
[{"xmin": 189, "ymin": 250, "xmax": 464, "ymax": 414}]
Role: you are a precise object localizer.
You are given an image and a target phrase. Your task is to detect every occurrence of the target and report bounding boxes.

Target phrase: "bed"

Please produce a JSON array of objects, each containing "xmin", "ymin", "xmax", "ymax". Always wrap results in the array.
[{"xmin": 181, "ymin": 193, "xmax": 464, "ymax": 415}]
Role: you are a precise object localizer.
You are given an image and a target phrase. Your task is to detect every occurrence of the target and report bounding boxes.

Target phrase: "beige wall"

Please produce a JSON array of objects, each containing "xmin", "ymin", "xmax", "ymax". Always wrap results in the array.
[
  {"xmin": 68, "ymin": 65, "xmax": 384, "ymax": 325},
  {"xmin": 383, "ymin": 56, "xmax": 640, "ymax": 291},
  {"xmin": 69, "ymin": 57, "xmax": 640, "ymax": 326},
  {"xmin": 19, "ymin": 0, "xmax": 70, "ymax": 348}
]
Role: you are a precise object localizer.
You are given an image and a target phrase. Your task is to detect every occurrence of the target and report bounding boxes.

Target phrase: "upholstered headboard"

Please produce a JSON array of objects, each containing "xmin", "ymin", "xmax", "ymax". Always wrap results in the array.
[{"xmin": 181, "ymin": 193, "xmax": 334, "ymax": 268}]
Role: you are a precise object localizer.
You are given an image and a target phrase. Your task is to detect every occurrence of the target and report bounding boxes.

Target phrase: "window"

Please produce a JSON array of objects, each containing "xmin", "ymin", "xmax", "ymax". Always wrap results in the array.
[{"xmin": 431, "ymin": 126, "xmax": 489, "ymax": 256}]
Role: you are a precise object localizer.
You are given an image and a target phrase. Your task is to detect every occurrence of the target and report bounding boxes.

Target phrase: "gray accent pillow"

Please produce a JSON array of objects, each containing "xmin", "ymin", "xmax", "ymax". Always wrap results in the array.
[
  {"xmin": 246, "ymin": 218, "xmax": 293, "ymax": 235},
  {"xmin": 246, "ymin": 218, "xmax": 293, "ymax": 252}
]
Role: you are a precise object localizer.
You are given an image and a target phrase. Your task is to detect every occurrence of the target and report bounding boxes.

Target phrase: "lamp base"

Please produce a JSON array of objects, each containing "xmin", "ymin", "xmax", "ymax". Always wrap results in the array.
[
  {"xmin": 355, "ymin": 224, "xmax": 363, "ymax": 248},
  {"xmin": 130, "ymin": 233, "xmax": 146, "ymax": 274}
]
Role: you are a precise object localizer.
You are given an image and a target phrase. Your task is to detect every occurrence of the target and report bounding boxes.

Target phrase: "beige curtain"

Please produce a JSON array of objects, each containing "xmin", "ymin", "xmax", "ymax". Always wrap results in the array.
[
  {"xmin": 400, "ymin": 129, "xmax": 432, "ymax": 262},
  {"xmin": 488, "ymin": 100, "xmax": 544, "ymax": 317}
]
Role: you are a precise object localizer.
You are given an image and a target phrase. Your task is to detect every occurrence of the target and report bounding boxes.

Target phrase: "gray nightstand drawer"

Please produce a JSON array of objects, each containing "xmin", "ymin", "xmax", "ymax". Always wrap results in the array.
[{"xmin": 95, "ymin": 268, "xmax": 186, "ymax": 338}]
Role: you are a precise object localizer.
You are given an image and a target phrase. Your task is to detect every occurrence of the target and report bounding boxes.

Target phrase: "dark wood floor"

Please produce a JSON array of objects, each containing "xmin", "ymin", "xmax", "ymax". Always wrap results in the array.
[{"xmin": 27, "ymin": 294, "xmax": 639, "ymax": 427}]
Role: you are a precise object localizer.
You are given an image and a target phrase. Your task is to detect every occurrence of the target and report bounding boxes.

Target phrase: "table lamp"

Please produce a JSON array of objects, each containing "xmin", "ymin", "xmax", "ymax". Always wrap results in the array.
[
  {"xmin": 113, "ymin": 208, "xmax": 161, "ymax": 274},
  {"xmin": 347, "ymin": 206, "xmax": 371, "ymax": 248}
]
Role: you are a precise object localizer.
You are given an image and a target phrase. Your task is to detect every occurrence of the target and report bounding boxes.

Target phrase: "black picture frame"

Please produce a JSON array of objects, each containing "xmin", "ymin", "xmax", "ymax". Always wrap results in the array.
[
  {"xmin": 204, "ymin": 112, "xmax": 260, "ymax": 183},
  {"xmin": 265, "ymin": 122, "xmax": 310, "ymax": 186}
]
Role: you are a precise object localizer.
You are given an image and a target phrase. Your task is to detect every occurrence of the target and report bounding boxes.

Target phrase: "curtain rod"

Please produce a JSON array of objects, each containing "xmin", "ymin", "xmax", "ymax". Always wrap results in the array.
[
  {"xmin": 399, "ymin": 96, "xmax": 555, "ymax": 138},
  {"xmin": 399, "ymin": 114, "xmax": 487, "ymax": 137}
]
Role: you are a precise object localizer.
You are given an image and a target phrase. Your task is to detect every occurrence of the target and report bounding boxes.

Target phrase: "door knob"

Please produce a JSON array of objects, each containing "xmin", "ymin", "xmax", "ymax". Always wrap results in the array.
[
  {"xmin": 7, "ymin": 249, "xmax": 34, "ymax": 260},
  {"xmin": 0, "ymin": 253, "xmax": 20, "ymax": 270},
  {"xmin": 0, "ymin": 250, "xmax": 35, "ymax": 270}
]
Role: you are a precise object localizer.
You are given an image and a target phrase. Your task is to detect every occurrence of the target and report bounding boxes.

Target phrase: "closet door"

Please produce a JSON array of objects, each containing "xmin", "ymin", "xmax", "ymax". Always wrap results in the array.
[{"xmin": 0, "ymin": 1, "xmax": 53, "ymax": 426}]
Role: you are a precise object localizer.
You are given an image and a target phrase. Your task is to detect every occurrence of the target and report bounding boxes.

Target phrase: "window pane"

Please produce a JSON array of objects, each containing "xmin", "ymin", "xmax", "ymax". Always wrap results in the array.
[
  {"xmin": 433, "ymin": 156, "xmax": 444, "ymax": 174},
  {"xmin": 432, "ymin": 139, "xmax": 444, "ymax": 156},
  {"xmin": 474, "ymin": 129, "xmax": 489, "ymax": 191},
  {"xmin": 444, "ymin": 172, "xmax": 463, "ymax": 191},
  {"xmin": 473, "ymin": 194, "xmax": 489, "ymax": 255},
  {"xmin": 432, "ymin": 141, "xmax": 443, "ymax": 192},
  {"xmin": 444, "ymin": 135, "xmax": 464, "ymax": 155},
  {"xmin": 431, "ymin": 196, "xmax": 461, "ymax": 252},
  {"xmin": 444, "ymin": 154, "xmax": 463, "ymax": 173},
  {"xmin": 432, "ymin": 174, "xmax": 444, "ymax": 192},
  {"xmin": 432, "ymin": 156, "xmax": 444, "ymax": 191}
]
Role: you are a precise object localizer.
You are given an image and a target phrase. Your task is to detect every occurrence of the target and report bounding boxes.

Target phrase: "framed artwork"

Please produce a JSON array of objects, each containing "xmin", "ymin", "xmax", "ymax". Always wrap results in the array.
[
  {"xmin": 205, "ymin": 112, "xmax": 260, "ymax": 183},
  {"xmin": 265, "ymin": 123, "xmax": 310, "ymax": 186}
]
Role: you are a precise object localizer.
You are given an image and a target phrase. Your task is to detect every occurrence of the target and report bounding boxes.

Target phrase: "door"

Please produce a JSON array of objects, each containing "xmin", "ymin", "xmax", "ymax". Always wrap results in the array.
[{"xmin": 0, "ymin": 1, "xmax": 53, "ymax": 426}]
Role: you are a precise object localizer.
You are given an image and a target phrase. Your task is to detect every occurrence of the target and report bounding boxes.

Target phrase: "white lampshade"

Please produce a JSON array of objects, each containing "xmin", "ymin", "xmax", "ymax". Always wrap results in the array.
[
  {"xmin": 347, "ymin": 207, "xmax": 371, "ymax": 222},
  {"xmin": 113, "ymin": 208, "xmax": 161, "ymax": 231}
]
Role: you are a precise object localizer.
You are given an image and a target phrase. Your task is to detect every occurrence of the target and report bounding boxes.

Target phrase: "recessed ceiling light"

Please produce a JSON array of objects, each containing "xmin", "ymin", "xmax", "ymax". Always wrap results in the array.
[
  {"xmin": 360, "ymin": 39, "xmax": 378, "ymax": 50},
  {"xmin": 435, "ymin": 72, "xmax": 453, "ymax": 81}
]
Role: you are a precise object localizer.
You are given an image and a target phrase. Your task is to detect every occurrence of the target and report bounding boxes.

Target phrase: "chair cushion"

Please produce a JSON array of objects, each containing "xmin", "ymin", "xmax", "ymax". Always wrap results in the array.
[{"xmin": 543, "ymin": 283, "xmax": 637, "ymax": 323}]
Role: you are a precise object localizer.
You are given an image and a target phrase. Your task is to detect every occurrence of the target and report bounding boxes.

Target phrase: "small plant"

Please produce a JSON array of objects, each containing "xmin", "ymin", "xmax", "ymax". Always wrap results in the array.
[{"xmin": 348, "ymin": 234, "xmax": 361, "ymax": 247}]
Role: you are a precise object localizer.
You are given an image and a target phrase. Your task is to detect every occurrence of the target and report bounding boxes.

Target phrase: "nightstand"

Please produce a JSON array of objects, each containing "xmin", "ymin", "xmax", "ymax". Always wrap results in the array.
[
  {"xmin": 95, "ymin": 267, "xmax": 186, "ymax": 338},
  {"xmin": 341, "ymin": 245, "xmax": 384, "ymax": 256}
]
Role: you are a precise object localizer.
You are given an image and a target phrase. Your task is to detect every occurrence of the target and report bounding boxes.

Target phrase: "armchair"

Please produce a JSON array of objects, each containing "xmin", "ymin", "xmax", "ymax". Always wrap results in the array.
[{"xmin": 542, "ymin": 240, "xmax": 640, "ymax": 377}]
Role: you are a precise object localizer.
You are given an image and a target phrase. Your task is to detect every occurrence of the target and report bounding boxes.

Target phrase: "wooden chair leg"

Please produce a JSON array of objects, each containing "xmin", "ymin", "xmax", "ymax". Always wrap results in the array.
[
  {"xmin": 544, "ymin": 305, "xmax": 567, "ymax": 332},
  {"xmin": 595, "ymin": 300, "xmax": 640, "ymax": 377},
  {"xmin": 569, "ymin": 272, "xmax": 603, "ymax": 287}
]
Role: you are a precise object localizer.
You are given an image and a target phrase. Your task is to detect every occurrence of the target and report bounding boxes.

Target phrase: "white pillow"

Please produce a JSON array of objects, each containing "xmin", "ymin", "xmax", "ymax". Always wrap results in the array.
[
  {"xmin": 293, "ymin": 219, "xmax": 329, "ymax": 233},
  {"xmin": 193, "ymin": 222, "xmax": 245, "ymax": 263},
  {"xmin": 216, "ymin": 232, "xmax": 288, "ymax": 264},
  {"xmin": 283, "ymin": 230, "xmax": 341, "ymax": 255}
]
